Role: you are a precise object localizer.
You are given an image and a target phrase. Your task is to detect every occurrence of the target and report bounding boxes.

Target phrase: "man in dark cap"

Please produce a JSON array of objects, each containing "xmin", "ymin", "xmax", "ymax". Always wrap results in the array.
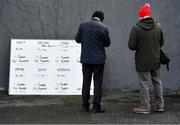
[{"xmin": 75, "ymin": 11, "xmax": 111, "ymax": 113}]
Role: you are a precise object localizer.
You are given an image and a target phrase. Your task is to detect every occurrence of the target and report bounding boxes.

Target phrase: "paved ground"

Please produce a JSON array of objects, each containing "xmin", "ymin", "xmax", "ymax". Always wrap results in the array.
[{"xmin": 0, "ymin": 90, "xmax": 180, "ymax": 124}]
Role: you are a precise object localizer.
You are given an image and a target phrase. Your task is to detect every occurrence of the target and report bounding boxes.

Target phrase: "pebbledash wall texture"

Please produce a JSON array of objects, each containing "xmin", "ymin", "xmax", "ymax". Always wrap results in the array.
[{"xmin": 0, "ymin": 0, "xmax": 179, "ymax": 90}]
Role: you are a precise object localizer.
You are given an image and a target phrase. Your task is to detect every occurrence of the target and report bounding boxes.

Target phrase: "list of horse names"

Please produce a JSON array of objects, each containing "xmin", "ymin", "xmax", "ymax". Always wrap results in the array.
[{"xmin": 9, "ymin": 39, "xmax": 93, "ymax": 95}]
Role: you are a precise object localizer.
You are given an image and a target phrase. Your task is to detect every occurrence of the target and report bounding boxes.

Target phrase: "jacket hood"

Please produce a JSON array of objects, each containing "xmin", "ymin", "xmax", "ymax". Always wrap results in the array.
[{"xmin": 136, "ymin": 17, "xmax": 155, "ymax": 30}]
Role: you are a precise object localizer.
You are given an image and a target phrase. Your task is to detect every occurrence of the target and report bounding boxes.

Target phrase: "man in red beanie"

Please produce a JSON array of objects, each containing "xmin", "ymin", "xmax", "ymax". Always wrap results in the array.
[{"xmin": 128, "ymin": 3, "xmax": 165, "ymax": 114}]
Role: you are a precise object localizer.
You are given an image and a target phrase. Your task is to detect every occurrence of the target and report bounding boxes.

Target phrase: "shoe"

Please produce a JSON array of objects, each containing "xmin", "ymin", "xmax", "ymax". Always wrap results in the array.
[
  {"xmin": 92, "ymin": 108, "xmax": 105, "ymax": 113},
  {"xmin": 152, "ymin": 104, "xmax": 164, "ymax": 112},
  {"xmin": 82, "ymin": 108, "xmax": 89, "ymax": 112},
  {"xmin": 133, "ymin": 107, "xmax": 150, "ymax": 114},
  {"xmin": 82, "ymin": 104, "xmax": 90, "ymax": 112},
  {"xmin": 153, "ymin": 107, "xmax": 164, "ymax": 112}
]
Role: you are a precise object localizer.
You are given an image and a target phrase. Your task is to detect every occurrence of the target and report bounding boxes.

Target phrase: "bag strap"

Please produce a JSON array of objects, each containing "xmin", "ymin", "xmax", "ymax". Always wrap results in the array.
[{"xmin": 167, "ymin": 63, "xmax": 169, "ymax": 71}]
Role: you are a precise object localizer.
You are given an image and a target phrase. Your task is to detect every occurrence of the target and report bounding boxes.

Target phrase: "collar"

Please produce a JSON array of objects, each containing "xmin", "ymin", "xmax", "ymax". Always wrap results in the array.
[
  {"xmin": 92, "ymin": 17, "xmax": 101, "ymax": 22},
  {"xmin": 139, "ymin": 16, "xmax": 151, "ymax": 20}
]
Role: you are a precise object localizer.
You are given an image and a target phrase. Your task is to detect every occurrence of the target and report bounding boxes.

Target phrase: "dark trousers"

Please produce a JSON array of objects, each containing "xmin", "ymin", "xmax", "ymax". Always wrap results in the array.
[{"xmin": 82, "ymin": 64, "xmax": 104, "ymax": 110}]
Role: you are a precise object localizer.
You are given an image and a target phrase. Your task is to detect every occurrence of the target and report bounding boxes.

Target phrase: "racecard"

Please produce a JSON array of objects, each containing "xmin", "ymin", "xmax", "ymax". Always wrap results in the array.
[{"xmin": 9, "ymin": 39, "xmax": 93, "ymax": 95}]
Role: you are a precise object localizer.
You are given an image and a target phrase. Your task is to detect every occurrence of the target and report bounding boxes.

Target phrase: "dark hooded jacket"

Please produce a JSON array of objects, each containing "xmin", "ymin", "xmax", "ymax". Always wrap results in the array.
[{"xmin": 128, "ymin": 17, "xmax": 164, "ymax": 72}]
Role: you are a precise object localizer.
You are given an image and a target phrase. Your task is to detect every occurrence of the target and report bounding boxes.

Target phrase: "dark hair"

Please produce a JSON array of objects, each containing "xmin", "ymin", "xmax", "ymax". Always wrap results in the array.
[{"xmin": 92, "ymin": 11, "xmax": 104, "ymax": 22}]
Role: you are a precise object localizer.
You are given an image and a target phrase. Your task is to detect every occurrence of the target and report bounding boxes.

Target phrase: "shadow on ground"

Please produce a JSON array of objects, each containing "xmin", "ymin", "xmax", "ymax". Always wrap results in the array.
[{"xmin": 0, "ymin": 90, "xmax": 180, "ymax": 124}]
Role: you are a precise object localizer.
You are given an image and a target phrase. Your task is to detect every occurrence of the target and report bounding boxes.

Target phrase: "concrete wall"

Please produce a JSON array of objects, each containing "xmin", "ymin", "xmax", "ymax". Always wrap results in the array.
[{"xmin": 0, "ymin": 0, "xmax": 180, "ymax": 90}]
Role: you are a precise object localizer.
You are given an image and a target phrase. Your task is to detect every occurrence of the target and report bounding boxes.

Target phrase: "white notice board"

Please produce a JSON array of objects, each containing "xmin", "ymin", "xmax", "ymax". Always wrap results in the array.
[{"xmin": 9, "ymin": 39, "xmax": 94, "ymax": 95}]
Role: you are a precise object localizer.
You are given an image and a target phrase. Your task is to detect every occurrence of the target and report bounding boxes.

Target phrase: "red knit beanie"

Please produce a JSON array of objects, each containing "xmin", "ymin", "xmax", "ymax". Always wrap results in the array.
[{"xmin": 138, "ymin": 3, "xmax": 152, "ymax": 18}]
